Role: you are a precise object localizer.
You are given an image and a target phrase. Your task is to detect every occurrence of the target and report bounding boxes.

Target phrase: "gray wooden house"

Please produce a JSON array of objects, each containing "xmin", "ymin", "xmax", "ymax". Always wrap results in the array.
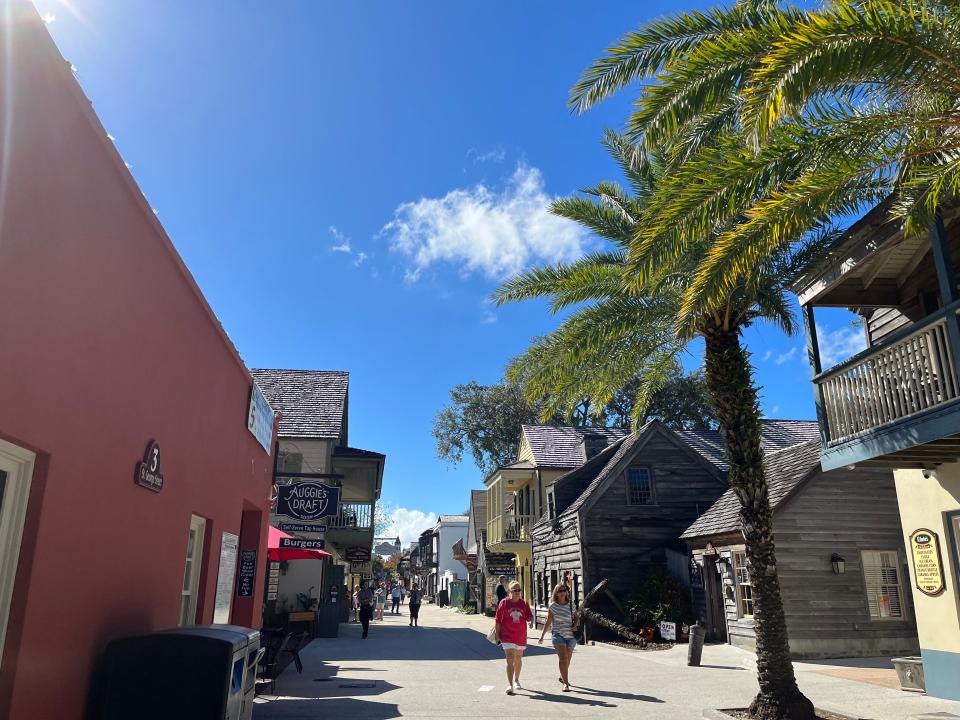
[
  {"xmin": 682, "ymin": 439, "xmax": 919, "ymax": 659},
  {"xmin": 530, "ymin": 419, "xmax": 818, "ymax": 625}
]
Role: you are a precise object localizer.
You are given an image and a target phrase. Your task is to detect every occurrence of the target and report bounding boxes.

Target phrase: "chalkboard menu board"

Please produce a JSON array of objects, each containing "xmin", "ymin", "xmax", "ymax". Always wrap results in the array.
[{"xmin": 237, "ymin": 548, "xmax": 258, "ymax": 598}]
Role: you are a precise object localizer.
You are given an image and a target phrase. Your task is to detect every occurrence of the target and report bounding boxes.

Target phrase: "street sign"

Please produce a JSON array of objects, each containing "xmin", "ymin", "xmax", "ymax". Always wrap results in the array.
[
  {"xmin": 275, "ymin": 481, "xmax": 341, "ymax": 521},
  {"xmin": 276, "ymin": 522, "xmax": 327, "ymax": 534},
  {"xmin": 279, "ymin": 537, "xmax": 326, "ymax": 551},
  {"xmin": 134, "ymin": 439, "xmax": 164, "ymax": 493},
  {"xmin": 345, "ymin": 547, "xmax": 371, "ymax": 563}
]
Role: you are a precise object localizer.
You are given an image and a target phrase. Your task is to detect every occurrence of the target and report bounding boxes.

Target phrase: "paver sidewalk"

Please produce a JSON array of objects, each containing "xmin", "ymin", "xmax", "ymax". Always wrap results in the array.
[{"xmin": 253, "ymin": 604, "xmax": 960, "ymax": 720}]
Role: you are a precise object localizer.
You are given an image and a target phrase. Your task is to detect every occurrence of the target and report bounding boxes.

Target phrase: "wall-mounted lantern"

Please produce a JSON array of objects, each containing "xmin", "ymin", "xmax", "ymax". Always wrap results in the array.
[{"xmin": 830, "ymin": 553, "xmax": 846, "ymax": 574}]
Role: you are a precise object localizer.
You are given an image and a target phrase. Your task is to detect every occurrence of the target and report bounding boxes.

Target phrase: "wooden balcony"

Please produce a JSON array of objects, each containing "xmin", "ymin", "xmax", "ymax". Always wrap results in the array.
[
  {"xmin": 801, "ymin": 211, "xmax": 960, "ymax": 470},
  {"xmin": 486, "ymin": 513, "xmax": 534, "ymax": 552}
]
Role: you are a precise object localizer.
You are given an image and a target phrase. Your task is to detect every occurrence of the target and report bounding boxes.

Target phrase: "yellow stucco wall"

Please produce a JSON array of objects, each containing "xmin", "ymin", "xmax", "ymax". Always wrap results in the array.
[{"xmin": 893, "ymin": 467, "xmax": 960, "ymax": 654}]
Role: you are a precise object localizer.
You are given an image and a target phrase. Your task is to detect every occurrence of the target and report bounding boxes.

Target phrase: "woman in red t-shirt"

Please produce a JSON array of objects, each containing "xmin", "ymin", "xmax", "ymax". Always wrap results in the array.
[{"xmin": 494, "ymin": 580, "xmax": 533, "ymax": 695}]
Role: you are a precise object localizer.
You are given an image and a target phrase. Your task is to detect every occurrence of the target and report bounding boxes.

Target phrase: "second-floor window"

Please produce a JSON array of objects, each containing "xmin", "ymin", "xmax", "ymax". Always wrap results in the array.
[
  {"xmin": 626, "ymin": 467, "xmax": 654, "ymax": 505},
  {"xmin": 547, "ymin": 489, "xmax": 556, "ymax": 520}
]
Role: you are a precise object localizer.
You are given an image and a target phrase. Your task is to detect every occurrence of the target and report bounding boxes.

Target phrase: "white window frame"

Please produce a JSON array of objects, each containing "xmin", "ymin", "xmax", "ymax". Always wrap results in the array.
[
  {"xmin": 180, "ymin": 515, "xmax": 207, "ymax": 626},
  {"xmin": 861, "ymin": 549, "xmax": 905, "ymax": 620},
  {"xmin": 732, "ymin": 550, "xmax": 754, "ymax": 619},
  {"xmin": 626, "ymin": 466, "xmax": 655, "ymax": 505},
  {"xmin": 0, "ymin": 439, "xmax": 36, "ymax": 671}
]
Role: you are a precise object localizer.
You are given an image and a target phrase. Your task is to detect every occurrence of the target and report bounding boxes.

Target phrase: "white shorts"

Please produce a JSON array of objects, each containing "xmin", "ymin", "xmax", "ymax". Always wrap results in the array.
[{"xmin": 501, "ymin": 643, "xmax": 526, "ymax": 652}]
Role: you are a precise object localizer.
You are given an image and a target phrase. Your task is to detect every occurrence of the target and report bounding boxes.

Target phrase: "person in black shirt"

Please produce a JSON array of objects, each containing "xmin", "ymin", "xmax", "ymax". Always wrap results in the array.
[{"xmin": 495, "ymin": 575, "xmax": 508, "ymax": 604}]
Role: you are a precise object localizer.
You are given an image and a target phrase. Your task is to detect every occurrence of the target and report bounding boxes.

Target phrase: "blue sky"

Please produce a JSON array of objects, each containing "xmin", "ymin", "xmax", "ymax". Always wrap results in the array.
[{"xmin": 37, "ymin": 1, "xmax": 864, "ymax": 544}]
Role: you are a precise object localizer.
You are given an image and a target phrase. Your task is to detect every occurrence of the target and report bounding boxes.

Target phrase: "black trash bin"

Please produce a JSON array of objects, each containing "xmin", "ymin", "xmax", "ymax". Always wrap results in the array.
[{"xmin": 94, "ymin": 624, "xmax": 261, "ymax": 720}]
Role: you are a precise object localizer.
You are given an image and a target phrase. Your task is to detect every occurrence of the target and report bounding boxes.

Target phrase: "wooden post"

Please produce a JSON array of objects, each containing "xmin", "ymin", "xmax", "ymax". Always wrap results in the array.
[{"xmin": 803, "ymin": 304, "xmax": 830, "ymax": 447}]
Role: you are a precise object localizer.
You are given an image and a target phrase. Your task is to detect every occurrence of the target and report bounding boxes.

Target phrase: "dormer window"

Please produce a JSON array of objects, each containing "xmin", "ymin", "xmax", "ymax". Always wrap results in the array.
[
  {"xmin": 626, "ymin": 467, "xmax": 654, "ymax": 505},
  {"xmin": 582, "ymin": 433, "xmax": 608, "ymax": 460}
]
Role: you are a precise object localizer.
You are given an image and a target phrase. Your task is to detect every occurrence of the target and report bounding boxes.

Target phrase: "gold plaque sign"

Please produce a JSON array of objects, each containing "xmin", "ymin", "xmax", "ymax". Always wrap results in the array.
[{"xmin": 909, "ymin": 528, "xmax": 945, "ymax": 596}]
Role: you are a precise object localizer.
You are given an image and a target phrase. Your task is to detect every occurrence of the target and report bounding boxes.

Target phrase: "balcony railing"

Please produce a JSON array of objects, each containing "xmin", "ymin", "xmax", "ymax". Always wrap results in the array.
[
  {"xmin": 487, "ymin": 513, "xmax": 534, "ymax": 545},
  {"xmin": 327, "ymin": 502, "xmax": 373, "ymax": 530},
  {"xmin": 815, "ymin": 309, "xmax": 960, "ymax": 445}
]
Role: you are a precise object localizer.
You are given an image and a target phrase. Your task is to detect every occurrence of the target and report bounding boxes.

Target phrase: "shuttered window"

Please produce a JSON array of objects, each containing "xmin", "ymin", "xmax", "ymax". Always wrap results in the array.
[
  {"xmin": 732, "ymin": 551, "xmax": 754, "ymax": 618},
  {"xmin": 861, "ymin": 550, "xmax": 904, "ymax": 619},
  {"xmin": 627, "ymin": 467, "xmax": 654, "ymax": 505}
]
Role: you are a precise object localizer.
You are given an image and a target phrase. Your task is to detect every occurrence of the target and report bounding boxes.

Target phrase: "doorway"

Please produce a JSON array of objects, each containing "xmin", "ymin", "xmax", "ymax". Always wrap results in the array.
[
  {"xmin": 703, "ymin": 555, "xmax": 727, "ymax": 642},
  {"xmin": 0, "ymin": 439, "xmax": 36, "ymax": 670},
  {"xmin": 179, "ymin": 515, "xmax": 207, "ymax": 625}
]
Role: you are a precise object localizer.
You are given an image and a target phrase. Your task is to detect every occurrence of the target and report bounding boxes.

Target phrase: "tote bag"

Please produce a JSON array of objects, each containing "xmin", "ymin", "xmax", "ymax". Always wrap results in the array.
[{"xmin": 486, "ymin": 625, "xmax": 499, "ymax": 645}]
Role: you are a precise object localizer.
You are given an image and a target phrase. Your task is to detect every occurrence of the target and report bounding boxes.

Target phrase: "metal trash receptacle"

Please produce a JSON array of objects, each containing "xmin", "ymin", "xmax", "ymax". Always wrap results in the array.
[{"xmin": 94, "ymin": 624, "xmax": 261, "ymax": 720}]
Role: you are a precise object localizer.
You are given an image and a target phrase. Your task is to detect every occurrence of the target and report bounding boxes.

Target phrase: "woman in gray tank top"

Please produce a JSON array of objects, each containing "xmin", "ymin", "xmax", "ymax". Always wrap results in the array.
[{"xmin": 537, "ymin": 583, "xmax": 578, "ymax": 691}]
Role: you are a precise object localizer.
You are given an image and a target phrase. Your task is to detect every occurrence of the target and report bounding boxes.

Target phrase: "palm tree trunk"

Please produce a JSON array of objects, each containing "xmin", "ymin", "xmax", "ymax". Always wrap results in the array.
[{"xmin": 702, "ymin": 321, "xmax": 815, "ymax": 720}]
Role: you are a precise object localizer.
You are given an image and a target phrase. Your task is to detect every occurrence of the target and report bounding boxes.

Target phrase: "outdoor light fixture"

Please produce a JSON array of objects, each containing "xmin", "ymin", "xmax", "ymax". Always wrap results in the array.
[{"xmin": 830, "ymin": 553, "xmax": 846, "ymax": 574}]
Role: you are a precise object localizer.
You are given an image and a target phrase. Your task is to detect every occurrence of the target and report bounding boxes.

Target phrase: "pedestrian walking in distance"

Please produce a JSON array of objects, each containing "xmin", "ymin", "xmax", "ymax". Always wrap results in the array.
[
  {"xmin": 391, "ymin": 584, "xmax": 402, "ymax": 614},
  {"xmin": 408, "ymin": 584, "xmax": 422, "ymax": 627},
  {"xmin": 375, "ymin": 583, "xmax": 386, "ymax": 620},
  {"xmin": 495, "ymin": 575, "xmax": 508, "ymax": 605},
  {"xmin": 357, "ymin": 581, "xmax": 375, "ymax": 639},
  {"xmin": 538, "ymin": 583, "xmax": 578, "ymax": 692},
  {"xmin": 494, "ymin": 580, "xmax": 532, "ymax": 695}
]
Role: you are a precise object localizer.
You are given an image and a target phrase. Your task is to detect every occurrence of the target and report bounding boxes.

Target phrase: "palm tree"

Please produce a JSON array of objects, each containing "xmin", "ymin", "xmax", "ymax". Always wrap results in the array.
[
  {"xmin": 570, "ymin": 0, "xmax": 960, "ymax": 328},
  {"xmin": 496, "ymin": 132, "xmax": 837, "ymax": 720}
]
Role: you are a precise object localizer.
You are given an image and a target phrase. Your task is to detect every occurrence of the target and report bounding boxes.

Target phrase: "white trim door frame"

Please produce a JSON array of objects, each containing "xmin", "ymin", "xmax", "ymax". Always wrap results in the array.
[
  {"xmin": 179, "ymin": 515, "xmax": 207, "ymax": 626},
  {"xmin": 0, "ymin": 439, "xmax": 36, "ymax": 672}
]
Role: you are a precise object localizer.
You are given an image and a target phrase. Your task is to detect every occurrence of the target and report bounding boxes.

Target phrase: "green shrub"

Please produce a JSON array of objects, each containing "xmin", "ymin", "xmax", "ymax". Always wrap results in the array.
[{"xmin": 625, "ymin": 567, "xmax": 693, "ymax": 627}]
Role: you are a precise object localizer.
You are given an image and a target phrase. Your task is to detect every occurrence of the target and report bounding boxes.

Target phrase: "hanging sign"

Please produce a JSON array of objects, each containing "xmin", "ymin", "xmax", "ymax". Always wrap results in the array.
[
  {"xmin": 275, "ymin": 481, "xmax": 341, "ymax": 521},
  {"xmin": 236, "ymin": 549, "xmax": 258, "ymax": 598},
  {"xmin": 134, "ymin": 439, "xmax": 164, "ymax": 493},
  {"xmin": 910, "ymin": 529, "xmax": 945, "ymax": 596},
  {"xmin": 344, "ymin": 547, "xmax": 371, "ymax": 563},
  {"xmin": 247, "ymin": 382, "xmax": 274, "ymax": 455},
  {"xmin": 276, "ymin": 522, "xmax": 327, "ymax": 534},
  {"xmin": 279, "ymin": 537, "xmax": 326, "ymax": 551}
]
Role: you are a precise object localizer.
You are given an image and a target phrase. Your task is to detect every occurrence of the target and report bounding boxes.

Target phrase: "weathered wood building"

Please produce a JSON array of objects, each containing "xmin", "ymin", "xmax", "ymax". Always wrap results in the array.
[
  {"xmin": 530, "ymin": 420, "xmax": 818, "ymax": 625},
  {"xmin": 682, "ymin": 439, "xmax": 919, "ymax": 659}
]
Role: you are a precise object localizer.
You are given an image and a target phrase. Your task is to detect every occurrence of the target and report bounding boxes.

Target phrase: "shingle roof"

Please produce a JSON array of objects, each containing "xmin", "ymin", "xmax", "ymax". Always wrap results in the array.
[
  {"xmin": 470, "ymin": 489, "xmax": 488, "ymax": 544},
  {"xmin": 438, "ymin": 515, "xmax": 469, "ymax": 523},
  {"xmin": 681, "ymin": 439, "xmax": 822, "ymax": 539},
  {"xmin": 522, "ymin": 420, "xmax": 818, "ymax": 472},
  {"xmin": 250, "ymin": 369, "xmax": 348, "ymax": 440},
  {"xmin": 521, "ymin": 425, "xmax": 631, "ymax": 468},
  {"xmin": 333, "ymin": 446, "xmax": 385, "ymax": 459},
  {"xmin": 676, "ymin": 420, "xmax": 819, "ymax": 472}
]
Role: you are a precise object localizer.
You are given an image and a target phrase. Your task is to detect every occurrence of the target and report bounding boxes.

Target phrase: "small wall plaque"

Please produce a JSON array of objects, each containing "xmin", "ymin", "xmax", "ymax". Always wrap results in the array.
[
  {"xmin": 910, "ymin": 528, "xmax": 945, "ymax": 596},
  {"xmin": 134, "ymin": 440, "xmax": 164, "ymax": 493}
]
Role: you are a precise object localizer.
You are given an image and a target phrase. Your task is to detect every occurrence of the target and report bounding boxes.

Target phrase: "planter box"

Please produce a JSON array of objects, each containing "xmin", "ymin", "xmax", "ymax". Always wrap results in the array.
[{"xmin": 892, "ymin": 656, "xmax": 925, "ymax": 693}]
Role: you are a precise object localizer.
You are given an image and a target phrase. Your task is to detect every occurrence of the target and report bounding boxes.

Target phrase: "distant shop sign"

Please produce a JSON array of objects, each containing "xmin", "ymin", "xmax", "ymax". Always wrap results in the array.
[
  {"xmin": 247, "ymin": 381, "xmax": 274, "ymax": 455},
  {"xmin": 279, "ymin": 538, "xmax": 326, "ymax": 551},
  {"xmin": 276, "ymin": 522, "xmax": 327, "ymax": 534},
  {"xmin": 236, "ymin": 549, "xmax": 257, "ymax": 598},
  {"xmin": 344, "ymin": 547, "xmax": 371, "ymax": 563},
  {"xmin": 134, "ymin": 439, "xmax": 164, "ymax": 493},
  {"xmin": 275, "ymin": 481, "xmax": 341, "ymax": 521}
]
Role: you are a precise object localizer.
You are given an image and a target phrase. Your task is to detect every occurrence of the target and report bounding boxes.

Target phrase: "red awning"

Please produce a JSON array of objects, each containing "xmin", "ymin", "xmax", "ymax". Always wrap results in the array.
[{"xmin": 267, "ymin": 526, "xmax": 331, "ymax": 561}]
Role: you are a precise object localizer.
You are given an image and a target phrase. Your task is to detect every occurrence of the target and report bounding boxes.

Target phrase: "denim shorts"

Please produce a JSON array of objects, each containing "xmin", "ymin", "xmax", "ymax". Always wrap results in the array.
[{"xmin": 552, "ymin": 633, "xmax": 577, "ymax": 649}]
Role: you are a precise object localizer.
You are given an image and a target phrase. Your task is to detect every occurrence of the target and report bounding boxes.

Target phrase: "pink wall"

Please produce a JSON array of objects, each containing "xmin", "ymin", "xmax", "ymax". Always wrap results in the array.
[{"xmin": 0, "ymin": 4, "xmax": 274, "ymax": 718}]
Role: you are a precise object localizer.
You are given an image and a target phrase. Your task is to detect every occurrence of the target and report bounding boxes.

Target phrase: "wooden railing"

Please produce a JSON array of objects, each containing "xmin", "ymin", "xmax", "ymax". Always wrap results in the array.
[
  {"xmin": 327, "ymin": 502, "xmax": 373, "ymax": 530},
  {"xmin": 487, "ymin": 513, "xmax": 534, "ymax": 544},
  {"xmin": 815, "ymin": 310, "xmax": 960, "ymax": 445}
]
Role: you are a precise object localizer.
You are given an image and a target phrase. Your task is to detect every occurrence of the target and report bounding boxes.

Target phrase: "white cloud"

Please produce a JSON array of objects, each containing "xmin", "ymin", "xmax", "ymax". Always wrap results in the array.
[
  {"xmin": 384, "ymin": 507, "xmax": 438, "ymax": 546},
  {"xmin": 381, "ymin": 163, "xmax": 591, "ymax": 282},
  {"xmin": 761, "ymin": 349, "xmax": 774, "ymax": 362},
  {"xmin": 817, "ymin": 324, "xmax": 867, "ymax": 369},
  {"xmin": 328, "ymin": 225, "xmax": 352, "ymax": 253},
  {"xmin": 467, "ymin": 146, "xmax": 506, "ymax": 164},
  {"xmin": 774, "ymin": 346, "xmax": 799, "ymax": 366},
  {"xmin": 354, "ymin": 251, "xmax": 369, "ymax": 266},
  {"xmin": 42, "ymin": 12, "xmax": 56, "ymax": 24}
]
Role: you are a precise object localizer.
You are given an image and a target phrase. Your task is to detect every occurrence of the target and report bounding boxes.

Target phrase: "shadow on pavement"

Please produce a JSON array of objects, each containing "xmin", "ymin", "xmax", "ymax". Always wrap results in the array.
[
  {"xmin": 697, "ymin": 664, "xmax": 748, "ymax": 671},
  {"xmin": 254, "ymin": 696, "xmax": 400, "ymax": 720},
  {"xmin": 571, "ymin": 686, "xmax": 665, "ymax": 702}
]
